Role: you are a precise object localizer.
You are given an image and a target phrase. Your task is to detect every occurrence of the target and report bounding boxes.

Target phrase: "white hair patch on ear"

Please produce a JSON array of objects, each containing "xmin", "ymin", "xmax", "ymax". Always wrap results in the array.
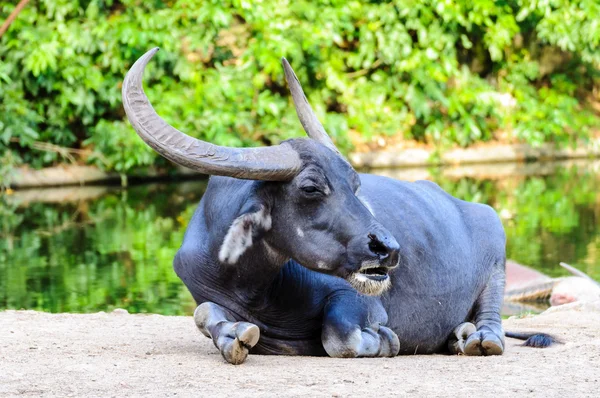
[{"xmin": 218, "ymin": 207, "xmax": 271, "ymax": 264}]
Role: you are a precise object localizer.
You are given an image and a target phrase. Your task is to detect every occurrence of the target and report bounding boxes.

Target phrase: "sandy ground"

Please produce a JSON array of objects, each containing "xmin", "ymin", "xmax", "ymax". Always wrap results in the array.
[{"xmin": 1, "ymin": 302, "xmax": 599, "ymax": 398}]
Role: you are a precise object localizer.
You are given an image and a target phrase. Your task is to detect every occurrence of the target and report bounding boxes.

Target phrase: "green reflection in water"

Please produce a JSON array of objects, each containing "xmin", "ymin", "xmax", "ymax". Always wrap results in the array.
[
  {"xmin": 1, "ymin": 164, "xmax": 599, "ymax": 315},
  {"xmin": 0, "ymin": 182, "xmax": 205, "ymax": 315}
]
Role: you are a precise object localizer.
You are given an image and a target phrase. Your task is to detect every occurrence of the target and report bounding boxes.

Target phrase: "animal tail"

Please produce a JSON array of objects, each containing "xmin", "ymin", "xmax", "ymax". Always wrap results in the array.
[{"xmin": 505, "ymin": 331, "xmax": 561, "ymax": 348}]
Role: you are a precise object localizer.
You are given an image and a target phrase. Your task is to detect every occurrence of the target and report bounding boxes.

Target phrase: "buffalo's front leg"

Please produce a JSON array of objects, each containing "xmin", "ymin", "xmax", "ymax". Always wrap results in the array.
[
  {"xmin": 448, "ymin": 268, "xmax": 505, "ymax": 356},
  {"xmin": 322, "ymin": 292, "xmax": 400, "ymax": 358},
  {"xmin": 194, "ymin": 302, "xmax": 260, "ymax": 365}
]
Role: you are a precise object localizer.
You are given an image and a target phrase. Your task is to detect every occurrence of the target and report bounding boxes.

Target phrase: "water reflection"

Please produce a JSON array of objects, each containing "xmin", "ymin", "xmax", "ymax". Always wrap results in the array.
[
  {"xmin": 1, "ymin": 162, "xmax": 599, "ymax": 315},
  {"xmin": 0, "ymin": 182, "xmax": 206, "ymax": 315}
]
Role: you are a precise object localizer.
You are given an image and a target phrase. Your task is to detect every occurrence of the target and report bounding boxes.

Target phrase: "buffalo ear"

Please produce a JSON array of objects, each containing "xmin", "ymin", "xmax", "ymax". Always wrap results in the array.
[{"xmin": 218, "ymin": 202, "xmax": 272, "ymax": 265}]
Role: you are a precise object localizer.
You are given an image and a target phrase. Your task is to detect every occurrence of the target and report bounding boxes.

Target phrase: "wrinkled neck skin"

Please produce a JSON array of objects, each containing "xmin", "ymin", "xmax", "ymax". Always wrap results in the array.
[
  {"xmin": 224, "ymin": 237, "xmax": 291, "ymax": 307},
  {"xmin": 192, "ymin": 178, "xmax": 297, "ymax": 310}
]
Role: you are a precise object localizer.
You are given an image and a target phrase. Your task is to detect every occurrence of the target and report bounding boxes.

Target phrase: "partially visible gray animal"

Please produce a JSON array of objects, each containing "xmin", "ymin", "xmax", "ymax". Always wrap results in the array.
[
  {"xmin": 123, "ymin": 48, "xmax": 544, "ymax": 364},
  {"xmin": 504, "ymin": 262, "xmax": 600, "ymax": 313}
]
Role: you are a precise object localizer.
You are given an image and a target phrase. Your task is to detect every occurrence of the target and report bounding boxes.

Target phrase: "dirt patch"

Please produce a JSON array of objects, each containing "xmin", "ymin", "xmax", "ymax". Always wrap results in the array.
[{"xmin": 1, "ymin": 302, "xmax": 599, "ymax": 397}]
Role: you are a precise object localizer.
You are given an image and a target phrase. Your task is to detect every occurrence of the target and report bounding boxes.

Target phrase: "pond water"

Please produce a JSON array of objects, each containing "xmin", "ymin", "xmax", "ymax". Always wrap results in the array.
[{"xmin": 1, "ymin": 160, "xmax": 600, "ymax": 316}]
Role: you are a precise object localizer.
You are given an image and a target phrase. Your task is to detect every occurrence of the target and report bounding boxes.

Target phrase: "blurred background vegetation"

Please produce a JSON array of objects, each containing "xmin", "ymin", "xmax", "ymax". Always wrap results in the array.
[{"xmin": 1, "ymin": 0, "xmax": 600, "ymax": 178}]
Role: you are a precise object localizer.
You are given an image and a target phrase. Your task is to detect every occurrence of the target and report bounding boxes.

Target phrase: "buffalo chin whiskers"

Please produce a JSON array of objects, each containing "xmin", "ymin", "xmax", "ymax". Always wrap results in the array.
[{"xmin": 350, "ymin": 273, "xmax": 391, "ymax": 296}]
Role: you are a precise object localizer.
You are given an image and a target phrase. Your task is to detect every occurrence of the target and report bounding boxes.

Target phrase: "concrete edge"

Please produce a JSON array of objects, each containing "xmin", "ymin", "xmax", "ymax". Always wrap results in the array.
[
  {"xmin": 349, "ymin": 141, "xmax": 600, "ymax": 169},
  {"xmin": 5, "ymin": 165, "xmax": 119, "ymax": 188}
]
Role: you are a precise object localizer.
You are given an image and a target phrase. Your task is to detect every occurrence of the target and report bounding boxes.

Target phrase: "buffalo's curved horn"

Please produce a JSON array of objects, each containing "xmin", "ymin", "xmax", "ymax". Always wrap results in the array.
[
  {"xmin": 122, "ymin": 48, "xmax": 302, "ymax": 181},
  {"xmin": 281, "ymin": 58, "xmax": 340, "ymax": 154}
]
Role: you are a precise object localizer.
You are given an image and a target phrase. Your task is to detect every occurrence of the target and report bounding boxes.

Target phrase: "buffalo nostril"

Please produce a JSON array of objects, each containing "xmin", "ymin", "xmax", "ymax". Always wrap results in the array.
[{"xmin": 368, "ymin": 233, "xmax": 390, "ymax": 259}]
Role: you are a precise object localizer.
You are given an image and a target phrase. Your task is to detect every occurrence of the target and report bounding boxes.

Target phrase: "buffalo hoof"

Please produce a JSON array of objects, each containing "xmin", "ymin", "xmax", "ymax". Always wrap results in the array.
[
  {"xmin": 216, "ymin": 322, "xmax": 260, "ymax": 365},
  {"xmin": 378, "ymin": 325, "xmax": 401, "ymax": 357},
  {"xmin": 464, "ymin": 328, "xmax": 504, "ymax": 356},
  {"xmin": 448, "ymin": 322, "xmax": 477, "ymax": 355},
  {"xmin": 449, "ymin": 322, "xmax": 504, "ymax": 356},
  {"xmin": 193, "ymin": 303, "xmax": 260, "ymax": 365},
  {"xmin": 323, "ymin": 324, "xmax": 400, "ymax": 358},
  {"xmin": 463, "ymin": 333, "xmax": 503, "ymax": 356}
]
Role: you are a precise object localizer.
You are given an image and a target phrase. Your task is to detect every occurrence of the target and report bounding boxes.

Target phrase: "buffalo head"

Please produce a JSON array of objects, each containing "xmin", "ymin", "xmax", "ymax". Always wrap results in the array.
[{"xmin": 122, "ymin": 48, "xmax": 399, "ymax": 295}]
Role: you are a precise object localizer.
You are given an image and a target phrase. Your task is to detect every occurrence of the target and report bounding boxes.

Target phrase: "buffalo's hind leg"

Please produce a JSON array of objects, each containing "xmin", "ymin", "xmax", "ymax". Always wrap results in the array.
[
  {"xmin": 194, "ymin": 302, "xmax": 260, "ymax": 365},
  {"xmin": 322, "ymin": 292, "xmax": 400, "ymax": 358},
  {"xmin": 450, "ymin": 268, "xmax": 505, "ymax": 356}
]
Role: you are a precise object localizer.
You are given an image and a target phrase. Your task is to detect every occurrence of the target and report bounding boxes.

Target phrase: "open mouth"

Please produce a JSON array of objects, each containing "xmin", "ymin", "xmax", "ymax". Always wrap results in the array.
[
  {"xmin": 350, "ymin": 270, "xmax": 391, "ymax": 296},
  {"xmin": 357, "ymin": 266, "xmax": 390, "ymax": 281}
]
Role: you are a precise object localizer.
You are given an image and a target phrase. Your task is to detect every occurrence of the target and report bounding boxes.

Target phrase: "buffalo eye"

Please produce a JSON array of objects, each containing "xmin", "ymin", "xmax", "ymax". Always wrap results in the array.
[{"xmin": 301, "ymin": 185, "xmax": 319, "ymax": 194}]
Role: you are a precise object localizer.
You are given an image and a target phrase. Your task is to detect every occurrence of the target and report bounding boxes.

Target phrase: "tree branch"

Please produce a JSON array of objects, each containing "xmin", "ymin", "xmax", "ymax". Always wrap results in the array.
[
  {"xmin": 0, "ymin": 0, "xmax": 30, "ymax": 38},
  {"xmin": 346, "ymin": 59, "xmax": 383, "ymax": 78}
]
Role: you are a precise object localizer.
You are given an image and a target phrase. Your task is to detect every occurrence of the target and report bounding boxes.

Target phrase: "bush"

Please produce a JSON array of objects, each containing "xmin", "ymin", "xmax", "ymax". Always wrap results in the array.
[{"xmin": 1, "ymin": 0, "xmax": 599, "ymax": 175}]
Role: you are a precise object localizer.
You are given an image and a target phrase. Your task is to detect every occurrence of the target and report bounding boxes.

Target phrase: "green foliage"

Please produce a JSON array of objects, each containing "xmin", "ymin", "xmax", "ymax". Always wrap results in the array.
[{"xmin": 1, "ymin": 0, "xmax": 599, "ymax": 175}]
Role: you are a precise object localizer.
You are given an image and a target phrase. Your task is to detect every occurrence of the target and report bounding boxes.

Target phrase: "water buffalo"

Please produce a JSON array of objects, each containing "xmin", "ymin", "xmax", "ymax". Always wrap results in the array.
[{"xmin": 123, "ymin": 48, "xmax": 545, "ymax": 364}]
